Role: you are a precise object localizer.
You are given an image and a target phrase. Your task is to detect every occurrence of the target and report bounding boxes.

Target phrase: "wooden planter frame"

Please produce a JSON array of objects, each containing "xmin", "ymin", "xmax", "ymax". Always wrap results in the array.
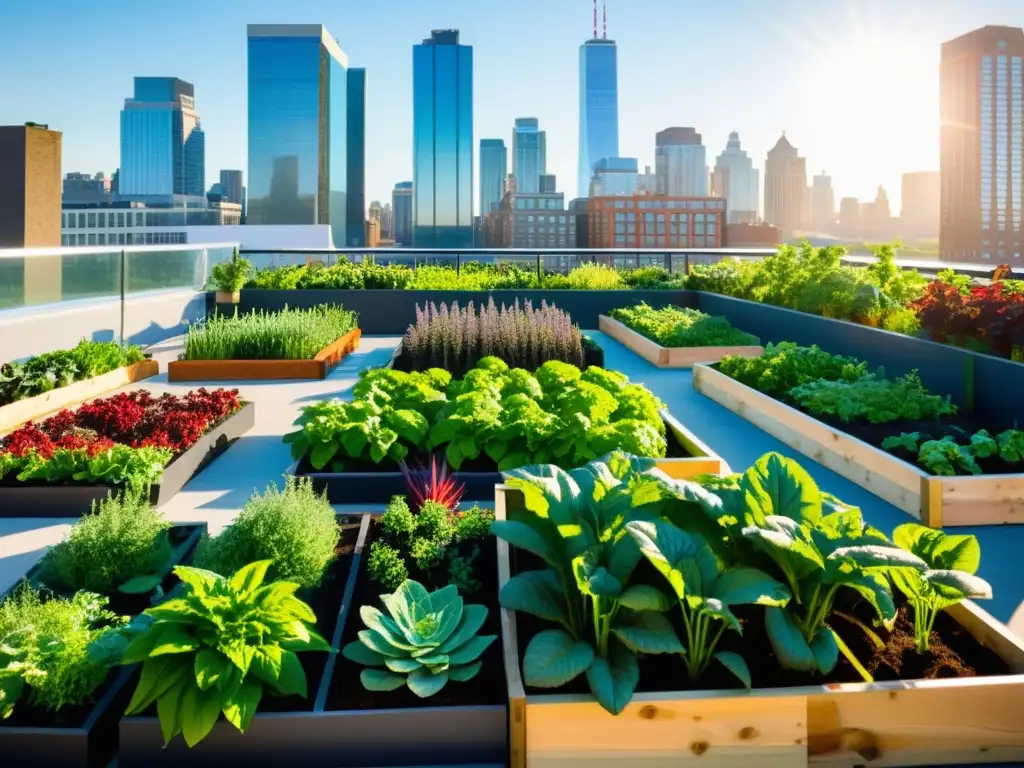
[
  {"xmin": 693, "ymin": 364, "xmax": 1024, "ymax": 528},
  {"xmin": 300, "ymin": 409, "xmax": 728, "ymax": 507},
  {"xmin": 598, "ymin": 315, "xmax": 763, "ymax": 368},
  {"xmin": 167, "ymin": 329, "xmax": 362, "ymax": 382},
  {"xmin": 0, "ymin": 360, "xmax": 159, "ymax": 434},
  {"xmin": 495, "ymin": 484, "xmax": 1024, "ymax": 768}
]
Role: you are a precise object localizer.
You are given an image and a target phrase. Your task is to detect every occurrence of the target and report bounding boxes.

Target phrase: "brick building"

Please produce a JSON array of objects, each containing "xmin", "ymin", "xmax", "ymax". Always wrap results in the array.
[{"xmin": 587, "ymin": 195, "xmax": 725, "ymax": 248}]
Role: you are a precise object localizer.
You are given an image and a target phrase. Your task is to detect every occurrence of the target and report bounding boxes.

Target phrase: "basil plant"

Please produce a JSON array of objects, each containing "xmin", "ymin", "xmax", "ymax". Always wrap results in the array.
[
  {"xmin": 668, "ymin": 453, "xmax": 929, "ymax": 682},
  {"xmin": 493, "ymin": 452, "xmax": 684, "ymax": 715}
]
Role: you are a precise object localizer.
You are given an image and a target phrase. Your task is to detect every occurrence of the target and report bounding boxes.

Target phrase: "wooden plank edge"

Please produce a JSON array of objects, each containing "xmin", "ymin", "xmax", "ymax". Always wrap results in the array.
[
  {"xmin": 0, "ymin": 359, "xmax": 160, "ymax": 434},
  {"xmin": 692, "ymin": 364, "xmax": 926, "ymax": 517},
  {"xmin": 597, "ymin": 315, "xmax": 664, "ymax": 366},
  {"xmin": 495, "ymin": 485, "xmax": 527, "ymax": 768},
  {"xmin": 937, "ymin": 473, "xmax": 1024, "ymax": 528},
  {"xmin": 921, "ymin": 476, "xmax": 943, "ymax": 528},
  {"xmin": 666, "ymin": 344, "xmax": 765, "ymax": 368}
]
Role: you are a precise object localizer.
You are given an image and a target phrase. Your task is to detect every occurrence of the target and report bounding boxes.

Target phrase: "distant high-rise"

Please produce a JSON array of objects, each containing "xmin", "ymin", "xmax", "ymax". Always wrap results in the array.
[
  {"xmin": 120, "ymin": 77, "xmax": 205, "ymax": 198},
  {"xmin": 810, "ymin": 171, "xmax": 835, "ymax": 230},
  {"xmin": 0, "ymin": 124, "xmax": 61, "ymax": 249},
  {"xmin": 940, "ymin": 25, "xmax": 1024, "ymax": 261},
  {"xmin": 589, "ymin": 157, "xmax": 639, "ymax": 197},
  {"xmin": 578, "ymin": 6, "xmax": 619, "ymax": 199},
  {"xmin": 656, "ymin": 127, "xmax": 708, "ymax": 198},
  {"xmin": 219, "ymin": 170, "xmax": 244, "ymax": 206},
  {"xmin": 710, "ymin": 131, "xmax": 758, "ymax": 223},
  {"xmin": 902, "ymin": 171, "xmax": 940, "ymax": 237},
  {"xmin": 346, "ymin": 68, "xmax": 367, "ymax": 247},
  {"xmin": 63, "ymin": 172, "xmax": 112, "ymax": 205},
  {"xmin": 413, "ymin": 29, "xmax": 473, "ymax": 248},
  {"xmin": 381, "ymin": 202, "xmax": 393, "ymax": 240},
  {"xmin": 247, "ymin": 25, "xmax": 352, "ymax": 246},
  {"xmin": 539, "ymin": 174, "xmax": 557, "ymax": 194},
  {"xmin": 764, "ymin": 133, "xmax": 807, "ymax": 235},
  {"xmin": 479, "ymin": 139, "xmax": 507, "ymax": 215},
  {"xmin": 513, "ymin": 118, "xmax": 547, "ymax": 194},
  {"xmin": 392, "ymin": 181, "xmax": 413, "ymax": 246}
]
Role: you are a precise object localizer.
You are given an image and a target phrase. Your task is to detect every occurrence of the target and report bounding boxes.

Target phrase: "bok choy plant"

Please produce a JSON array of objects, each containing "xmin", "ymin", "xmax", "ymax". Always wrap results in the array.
[
  {"xmin": 492, "ymin": 452, "xmax": 683, "ymax": 714},
  {"xmin": 889, "ymin": 524, "xmax": 992, "ymax": 653}
]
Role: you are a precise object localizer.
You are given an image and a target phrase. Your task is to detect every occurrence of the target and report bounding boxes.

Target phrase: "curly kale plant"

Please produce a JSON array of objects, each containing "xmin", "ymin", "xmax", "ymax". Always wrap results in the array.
[
  {"xmin": 493, "ymin": 451, "xmax": 685, "ymax": 714},
  {"xmin": 718, "ymin": 342, "xmax": 869, "ymax": 397},
  {"xmin": 890, "ymin": 524, "xmax": 992, "ymax": 653},
  {"xmin": 342, "ymin": 580, "xmax": 496, "ymax": 697},
  {"xmin": 120, "ymin": 561, "xmax": 330, "ymax": 747},
  {"xmin": 787, "ymin": 371, "xmax": 957, "ymax": 424}
]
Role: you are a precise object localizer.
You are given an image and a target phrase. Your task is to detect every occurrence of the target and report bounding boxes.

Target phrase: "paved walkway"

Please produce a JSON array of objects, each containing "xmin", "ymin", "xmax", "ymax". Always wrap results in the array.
[{"xmin": 2, "ymin": 331, "xmax": 1022, "ymax": 642}]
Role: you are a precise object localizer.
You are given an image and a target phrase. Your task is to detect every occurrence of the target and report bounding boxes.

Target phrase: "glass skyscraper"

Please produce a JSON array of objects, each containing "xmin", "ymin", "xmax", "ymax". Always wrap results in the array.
[
  {"xmin": 513, "ymin": 118, "xmax": 546, "ymax": 194},
  {"xmin": 392, "ymin": 181, "xmax": 413, "ymax": 246},
  {"xmin": 578, "ymin": 38, "xmax": 620, "ymax": 199},
  {"xmin": 247, "ymin": 24, "xmax": 350, "ymax": 247},
  {"xmin": 479, "ymin": 139, "xmax": 507, "ymax": 215},
  {"xmin": 413, "ymin": 29, "xmax": 473, "ymax": 248},
  {"xmin": 120, "ymin": 77, "xmax": 205, "ymax": 198},
  {"xmin": 346, "ymin": 68, "xmax": 367, "ymax": 247}
]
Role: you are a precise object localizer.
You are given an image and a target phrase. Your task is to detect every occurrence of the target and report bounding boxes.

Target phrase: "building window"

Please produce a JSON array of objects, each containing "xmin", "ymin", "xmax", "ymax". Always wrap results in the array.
[
  {"xmin": 97, "ymin": 212, "xmax": 106, "ymax": 228},
  {"xmin": 97, "ymin": 234, "xmax": 106, "ymax": 245},
  {"xmin": 117, "ymin": 213, "xmax": 125, "ymax": 227},
  {"xmin": 66, "ymin": 214, "xmax": 75, "ymax": 229},
  {"xmin": 87, "ymin": 233, "xmax": 96, "ymax": 245}
]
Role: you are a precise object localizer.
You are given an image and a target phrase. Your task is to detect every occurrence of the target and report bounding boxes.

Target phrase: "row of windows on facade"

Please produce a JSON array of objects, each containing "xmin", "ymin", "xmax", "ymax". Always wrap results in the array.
[
  {"xmin": 607, "ymin": 235, "xmax": 720, "ymax": 247},
  {"xmin": 63, "ymin": 210, "xmax": 238, "ymax": 228},
  {"xmin": 596, "ymin": 199, "xmax": 727, "ymax": 210},
  {"xmin": 611, "ymin": 221, "xmax": 718, "ymax": 236},
  {"xmin": 613, "ymin": 212, "xmax": 719, "ymax": 223},
  {"xmin": 513, "ymin": 198, "xmax": 566, "ymax": 210},
  {"xmin": 60, "ymin": 232, "xmax": 187, "ymax": 247},
  {"xmin": 513, "ymin": 215, "xmax": 573, "ymax": 225}
]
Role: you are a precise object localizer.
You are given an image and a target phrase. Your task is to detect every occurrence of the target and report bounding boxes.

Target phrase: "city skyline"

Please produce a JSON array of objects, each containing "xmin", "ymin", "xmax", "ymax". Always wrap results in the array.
[{"xmin": 1, "ymin": 0, "xmax": 1022, "ymax": 212}]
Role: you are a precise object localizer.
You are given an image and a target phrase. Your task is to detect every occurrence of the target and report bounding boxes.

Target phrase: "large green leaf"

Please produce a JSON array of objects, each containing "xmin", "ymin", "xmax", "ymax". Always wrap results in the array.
[
  {"xmin": 765, "ymin": 606, "xmax": 815, "ymax": 672},
  {"xmin": 611, "ymin": 611, "xmax": 685, "ymax": 654},
  {"xmin": 741, "ymin": 518, "xmax": 824, "ymax": 586},
  {"xmin": 148, "ymin": 624, "xmax": 200, "ymax": 657},
  {"xmin": 893, "ymin": 523, "xmax": 981, "ymax": 574},
  {"xmin": 181, "ymin": 680, "xmax": 222, "ymax": 747},
  {"xmin": 229, "ymin": 560, "xmax": 272, "ymax": 597},
  {"xmin": 220, "ymin": 678, "xmax": 263, "ymax": 733},
  {"xmin": 713, "ymin": 567, "xmax": 791, "ymax": 608},
  {"xmin": 448, "ymin": 661, "xmax": 483, "ymax": 682},
  {"xmin": 842, "ymin": 572, "xmax": 897, "ymax": 626},
  {"xmin": 624, "ymin": 520, "xmax": 700, "ymax": 600},
  {"xmin": 407, "ymin": 667, "xmax": 449, "ymax": 698},
  {"xmin": 157, "ymin": 679, "xmax": 187, "ymax": 745},
  {"xmin": 499, "ymin": 570, "xmax": 569, "ymax": 626},
  {"xmin": 502, "ymin": 464, "xmax": 579, "ymax": 521},
  {"xmin": 310, "ymin": 441, "xmax": 339, "ymax": 470},
  {"xmin": 927, "ymin": 569, "xmax": 993, "ymax": 601},
  {"xmin": 437, "ymin": 604, "xmax": 490, "ymax": 654},
  {"xmin": 742, "ymin": 452, "xmax": 822, "ymax": 526},
  {"xmin": 273, "ymin": 650, "xmax": 307, "ymax": 697},
  {"xmin": 572, "ymin": 551, "xmax": 622, "ymax": 598},
  {"xmin": 194, "ymin": 648, "xmax": 229, "ymax": 692},
  {"xmin": 522, "ymin": 628, "xmax": 594, "ymax": 688},
  {"xmin": 586, "ymin": 640, "xmax": 639, "ymax": 715},
  {"xmin": 809, "ymin": 626, "xmax": 839, "ymax": 674},
  {"xmin": 714, "ymin": 650, "xmax": 751, "ymax": 688},
  {"xmin": 617, "ymin": 584, "xmax": 673, "ymax": 612},
  {"xmin": 447, "ymin": 634, "xmax": 496, "ymax": 665},
  {"xmin": 125, "ymin": 656, "xmax": 187, "ymax": 715},
  {"xmin": 490, "ymin": 520, "xmax": 561, "ymax": 569},
  {"xmin": 361, "ymin": 668, "xmax": 406, "ymax": 691},
  {"xmin": 828, "ymin": 544, "xmax": 927, "ymax": 571}
]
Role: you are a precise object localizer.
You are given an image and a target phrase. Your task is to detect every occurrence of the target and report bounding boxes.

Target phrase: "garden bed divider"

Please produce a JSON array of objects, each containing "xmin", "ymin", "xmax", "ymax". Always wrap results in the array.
[
  {"xmin": 301, "ymin": 409, "xmax": 728, "ymax": 506},
  {"xmin": 693, "ymin": 364, "xmax": 1024, "ymax": 527},
  {"xmin": 0, "ymin": 401, "xmax": 256, "ymax": 518},
  {"xmin": 598, "ymin": 314, "xmax": 763, "ymax": 368},
  {"xmin": 167, "ymin": 329, "xmax": 362, "ymax": 382},
  {"xmin": 0, "ymin": 521, "xmax": 207, "ymax": 768},
  {"xmin": 0, "ymin": 360, "xmax": 160, "ymax": 434},
  {"xmin": 495, "ymin": 483, "xmax": 1024, "ymax": 768}
]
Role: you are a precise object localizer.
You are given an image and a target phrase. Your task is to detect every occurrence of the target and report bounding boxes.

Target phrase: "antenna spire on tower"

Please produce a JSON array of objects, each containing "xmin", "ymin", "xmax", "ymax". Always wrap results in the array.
[
  {"xmin": 593, "ymin": 0, "xmax": 597, "ymax": 39},
  {"xmin": 602, "ymin": 1, "xmax": 607, "ymax": 38}
]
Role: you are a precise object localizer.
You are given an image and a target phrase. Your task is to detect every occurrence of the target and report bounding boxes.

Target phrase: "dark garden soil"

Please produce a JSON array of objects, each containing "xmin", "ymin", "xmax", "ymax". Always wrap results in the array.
[
  {"xmin": 389, "ymin": 337, "xmax": 605, "ymax": 377},
  {"xmin": 327, "ymin": 518, "xmax": 506, "ymax": 711},
  {"xmin": 510, "ymin": 548, "xmax": 1010, "ymax": 699},
  {"xmin": 297, "ymin": 415, "xmax": 692, "ymax": 477}
]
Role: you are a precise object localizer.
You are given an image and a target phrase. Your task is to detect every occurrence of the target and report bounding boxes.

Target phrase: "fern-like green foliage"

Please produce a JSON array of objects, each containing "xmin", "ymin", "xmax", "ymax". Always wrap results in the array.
[
  {"xmin": 193, "ymin": 477, "xmax": 340, "ymax": 588},
  {"xmin": 120, "ymin": 561, "xmax": 330, "ymax": 747},
  {"xmin": 0, "ymin": 587, "xmax": 125, "ymax": 717},
  {"xmin": 609, "ymin": 302, "xmax": 759, "ymax": 348},
  {"xmin": 40, "ymin": 490, "xmax": 172, "ymax": 595},
  {"xmin": 342, "ymin": 580, "xmax": 496, "ymax": 698},
  {"xmin": 787, "ymin": 372, "xmax": 957, "ymax": 425},
  {"xmin": 718, "ymin": 342, "xmax": 869, "ymax": 397}
]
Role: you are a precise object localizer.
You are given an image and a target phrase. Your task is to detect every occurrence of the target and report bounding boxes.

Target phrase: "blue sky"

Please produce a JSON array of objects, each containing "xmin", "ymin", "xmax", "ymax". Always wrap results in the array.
[{"xmin": 0, "ymin": 0, "xmax": 1020, "ymax": 212}]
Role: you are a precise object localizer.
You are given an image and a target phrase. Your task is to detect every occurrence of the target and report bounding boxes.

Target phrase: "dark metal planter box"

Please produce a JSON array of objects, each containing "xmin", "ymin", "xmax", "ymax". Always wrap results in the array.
[
  {"xmin": 0, "ymin": 402, "xmax": 256, "ymax": 518},
  {"xmin": 386, "ymin": 336, "xmax": 605, "ymax": 373},
  {"xmin": 300, "ymin": 409, "xmax": 724, "ymax": 506},
  {"xmin": 0, "ymin": 523, "xmax": 206, "ymax": 768},
  {"xmin": 119, "ymin": 515, "xmax": 510, "ymax": 767}
]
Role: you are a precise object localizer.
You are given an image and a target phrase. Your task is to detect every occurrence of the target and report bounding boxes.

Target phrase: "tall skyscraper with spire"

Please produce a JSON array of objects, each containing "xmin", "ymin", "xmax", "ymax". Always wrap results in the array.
[{"xmin": 577, "ymin": 1, "xmax": 619, "ymax": 199}]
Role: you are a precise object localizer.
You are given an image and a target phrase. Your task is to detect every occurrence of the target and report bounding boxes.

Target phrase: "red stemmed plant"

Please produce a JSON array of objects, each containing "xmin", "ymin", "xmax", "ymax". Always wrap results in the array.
[{"xmin": 400, "ymin": 454, "xmax": 466, "ymax": 511}]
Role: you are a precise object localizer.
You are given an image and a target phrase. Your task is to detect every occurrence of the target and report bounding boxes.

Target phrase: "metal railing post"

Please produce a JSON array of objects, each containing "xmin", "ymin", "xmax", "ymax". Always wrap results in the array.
[
  {"xmin": 684, "ymin": 254, "xmax": 691, "ymax": 275},
  {"xmin": 537, "ymin": 253, "xmax": 542, "ymax": 281},
  {"xmin": 456, "ymin": 252, "xmax": 461, "ymax": 275},
  {"xmin": 119, "ymin": 249, "xmax": 126, "ymax": 344}
]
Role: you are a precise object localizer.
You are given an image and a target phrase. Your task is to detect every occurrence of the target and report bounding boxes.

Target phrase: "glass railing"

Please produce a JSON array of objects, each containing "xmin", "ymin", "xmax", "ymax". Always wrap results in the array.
[{"xmin": 0, "ymin": 243, "xmax": 238, "ymax": 312}]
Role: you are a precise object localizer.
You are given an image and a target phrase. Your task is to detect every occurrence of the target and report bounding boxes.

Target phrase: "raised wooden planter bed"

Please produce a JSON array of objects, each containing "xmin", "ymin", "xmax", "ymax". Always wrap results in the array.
[
  {"xmin": 167, "ymin": 328, "xmax": 362, "ymax": 382},
  {"xmin": 0, "ymin": 359, "xmax": 159, "ymax": 434},
  {"xmin": 0, "ymin": 522, "xmax": 206, "ymax": 768},
  {"xmin": 599, "ymin": 314, "xmax": 763, "ymax": 368},
  {"xmin": 300, "ymin": 409, "xmax": 727, "ymax": 507},
  {"xmin": 495, "ymin": 484, "xmax": 1024, "ymax": 768},
  {"xmin": 693, "ymin": 364, "xmax": 1024, "ymax": 528},
  {"xmin": 0, "ymin": 401, "xmax": 255, "ymax": 518},
  {"xmin": 386, "ymin": 336, "xmax": 606, "ymax": 374}
]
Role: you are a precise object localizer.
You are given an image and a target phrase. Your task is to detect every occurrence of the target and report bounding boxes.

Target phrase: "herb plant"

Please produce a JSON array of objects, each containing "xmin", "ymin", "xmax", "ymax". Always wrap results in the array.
[
  {"xmin": 210, "ymin": 250, "xmax": 253, "ymax": 294},
  {"xmin": 285, "ymin": 358, "xmax": 666, "ymax": 473},
  {"xmin": 120, "ymin": 561, "xmax": 330, "ymax": 747},
  {"xmin": 40, "ymin": 490, "xmax": 172, "ymax": 594},
  {"xmin": 889, "ymin": 524, "xmax": 992, "ymax": 653},
  {"xmin": 883, "ymin": 428, "xmax": 1024, "ymax": 475},
  {"xmin": 609, "ymin": 303, "xmax": 759, "ymax": 348},
  {"xmin": 402, "ymin": 298, "xmax": 587, "ymax": 375},
  {"xmin": 625, "ymin": 520, "xmax": 790, "ymax": 687},
  {"xmin": 493, "ymin": 452, "xmax": 685, "ymax": 714},
  {"xmin": 184, "ymin": 305, "xmax": 357, "ymax": 361},
  {"xmin": 193, "ymin": 477, "xmax": 340, "ymax": 588},
  {"xmin": 0, "ymin": 586, "xmax": 125, "ymax": 717},
  {"xmin": 787, "ymin": 372, "xmax": 957, "ymax": 424},
  {"xmin": 718, "ymin": 342, "xmax": 869, "ymax": 397},
  {"xmin": 342, "ymin": 580, "xmax": 496, "ymax": 697},
  {"xmin": 0, "ymin": 340, "xmax": 144, "ymax": 407}
]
